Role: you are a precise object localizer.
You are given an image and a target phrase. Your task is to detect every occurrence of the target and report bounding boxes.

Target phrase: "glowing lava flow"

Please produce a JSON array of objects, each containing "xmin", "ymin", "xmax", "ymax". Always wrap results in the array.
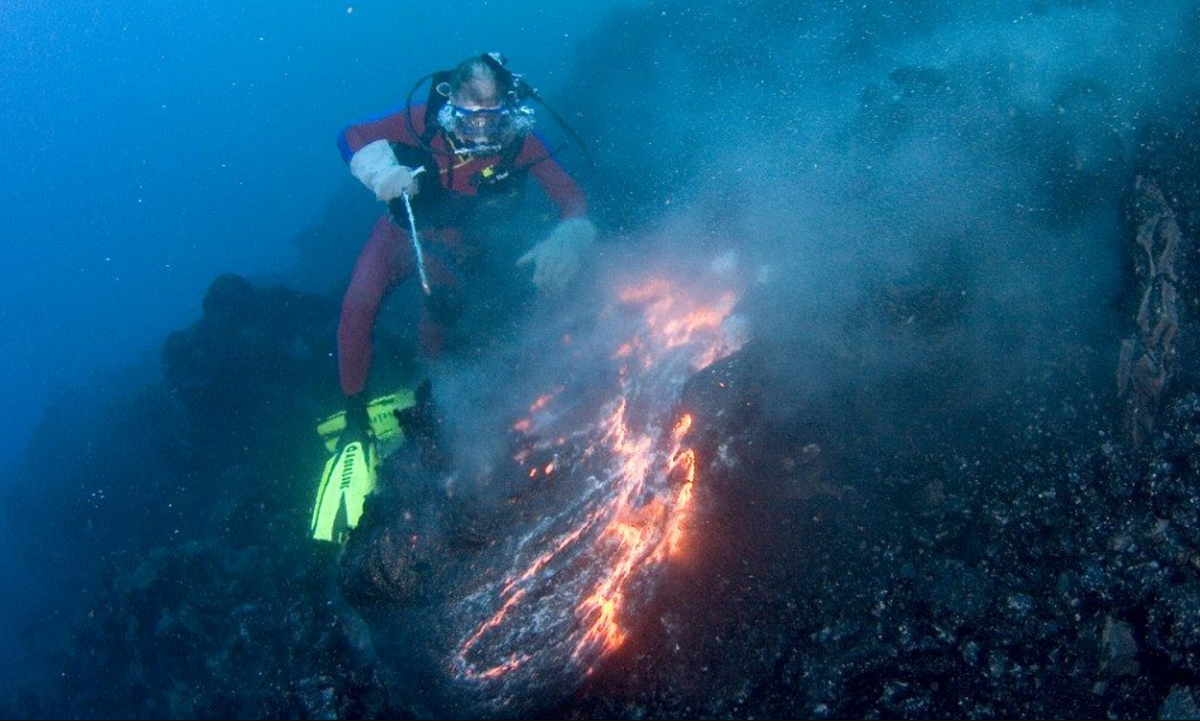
[
  {"xmin": 572, "ymin": 408, "xmax": 698, "ymax": 661},
  {"xmin": 452, "ymin": 275, "xmax": 744, "ymax": 686}
]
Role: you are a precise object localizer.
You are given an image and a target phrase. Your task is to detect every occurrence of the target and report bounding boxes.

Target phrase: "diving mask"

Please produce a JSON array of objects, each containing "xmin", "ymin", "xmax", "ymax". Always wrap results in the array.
[{"xmin": 437, "ymin": 102, "xmax": 535, "ymax": 151}]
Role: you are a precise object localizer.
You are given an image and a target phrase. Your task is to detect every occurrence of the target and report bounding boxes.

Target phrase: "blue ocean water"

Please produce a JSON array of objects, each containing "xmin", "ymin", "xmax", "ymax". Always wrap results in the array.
[
  {"xmin": 0, "ymin": 0, "xmax": 619, "ymax": 692},
  {"xmin": 0, "ymin": 1, "xmax": 614, "ymax": 480}
]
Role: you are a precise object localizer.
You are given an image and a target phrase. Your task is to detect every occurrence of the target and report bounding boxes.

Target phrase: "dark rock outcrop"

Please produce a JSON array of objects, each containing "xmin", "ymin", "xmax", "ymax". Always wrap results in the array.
[{"xmin": 5, "ymin": 276, "xmax": 399, "ymax": 719}]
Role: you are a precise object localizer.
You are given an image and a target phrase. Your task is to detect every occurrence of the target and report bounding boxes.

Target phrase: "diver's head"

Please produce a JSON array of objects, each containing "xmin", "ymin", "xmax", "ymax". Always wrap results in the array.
[
  {"xmin": 437, "ymin": 56, "xmax": 534, "ymax": 151},
  {"xmin": 451, "ymin": 57, "xmax": 503, "ymax": 109}
]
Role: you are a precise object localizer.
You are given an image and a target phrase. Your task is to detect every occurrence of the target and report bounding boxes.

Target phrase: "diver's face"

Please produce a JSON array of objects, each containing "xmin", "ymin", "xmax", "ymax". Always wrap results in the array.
[{"xmin": 449, "ymin": 77, "xmax": 505, "ymax": 146}]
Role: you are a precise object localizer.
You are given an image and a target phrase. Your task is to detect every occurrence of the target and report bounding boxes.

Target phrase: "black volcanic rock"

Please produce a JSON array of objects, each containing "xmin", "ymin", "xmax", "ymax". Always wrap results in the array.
[
  {"xmin": 56, "ymin": 537, "xmax": 389, "ymax": 720},
  {"xmin": 9, "ymin": 1, "xmax": 1200, "ymax": 715},
  {"xmin": 162, "ymin": 273, "xmax": 342, "ymax": 476},
  {"xmin": 7, "ymin": 276, "xmax": 401, "ymax": 718}
]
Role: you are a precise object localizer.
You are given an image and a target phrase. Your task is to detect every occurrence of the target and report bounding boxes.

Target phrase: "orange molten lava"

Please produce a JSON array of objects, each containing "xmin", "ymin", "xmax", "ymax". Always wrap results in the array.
[{"xmin": 454, "ymin": 274, "xmax": 744, "ymax": 682}]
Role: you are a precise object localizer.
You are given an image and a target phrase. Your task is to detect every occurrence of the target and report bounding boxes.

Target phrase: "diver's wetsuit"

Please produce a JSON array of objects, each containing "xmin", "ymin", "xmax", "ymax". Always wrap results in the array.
[{"xmin": 336, "ymin": 105, "xmax": 587, "ymax": 397}]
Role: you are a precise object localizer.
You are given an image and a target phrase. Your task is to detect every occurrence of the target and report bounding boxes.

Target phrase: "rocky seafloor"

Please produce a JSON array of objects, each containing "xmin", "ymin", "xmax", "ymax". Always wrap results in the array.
[
  {"xmin": 5, "ymin": 2, "xmax": 1200, "ymax": 715},
  {"xmin": 6, "ymin": 175, "xmax": 1200, "ymax": 718}
]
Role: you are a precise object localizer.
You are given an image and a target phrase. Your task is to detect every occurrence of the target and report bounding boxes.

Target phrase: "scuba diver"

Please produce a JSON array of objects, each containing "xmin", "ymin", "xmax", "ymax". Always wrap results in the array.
[{"xmin": 310, "ymin": 53, "xmax": 596, "ymax": 541}]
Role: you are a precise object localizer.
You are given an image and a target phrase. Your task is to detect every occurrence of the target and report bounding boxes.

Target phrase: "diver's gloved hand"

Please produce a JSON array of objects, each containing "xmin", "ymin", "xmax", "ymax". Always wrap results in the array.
[
  {"xmin": 517, "ymin": 218, "xmax": 597, "ymax": 293},
  {"xmin": 349, "ymin": 139, "xmax": 420, "ymax": 201}
]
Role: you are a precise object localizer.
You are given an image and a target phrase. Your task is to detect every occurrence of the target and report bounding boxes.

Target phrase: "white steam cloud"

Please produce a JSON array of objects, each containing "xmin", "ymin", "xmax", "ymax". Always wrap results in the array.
[{"xmin": 560, "ymin": 0, "xmax": 1199, "ymax": 427}]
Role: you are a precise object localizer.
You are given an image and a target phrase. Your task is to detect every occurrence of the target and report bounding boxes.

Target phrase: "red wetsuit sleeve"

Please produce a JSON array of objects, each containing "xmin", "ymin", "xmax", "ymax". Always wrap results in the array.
[
  {"xmin": 341, "ymin": 106, "xmax": 428, "ymax": 157},
  {"xmin": 518, "ymin": 134, "xmax": 587, "ymax": 219}
]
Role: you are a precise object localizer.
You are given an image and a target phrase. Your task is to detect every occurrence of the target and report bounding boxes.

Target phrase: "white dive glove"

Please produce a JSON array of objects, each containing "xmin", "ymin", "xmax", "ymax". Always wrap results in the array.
[
  {"xmin": 349, "ymin": 139, "xmax": 419, "ymax": 201},
  {"xmin": 517, "ymin": 218, "xmax": 597, "ymax": 293}
]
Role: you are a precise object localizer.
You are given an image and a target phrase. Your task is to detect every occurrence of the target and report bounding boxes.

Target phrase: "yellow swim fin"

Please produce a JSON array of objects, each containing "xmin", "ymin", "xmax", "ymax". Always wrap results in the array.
[
  {"xmin": 316, "ymin": 389, "xmax": 416, "ymax": 453},
  {"xmin": 309, "ymin": 388, "xmax": 416, "ymax": 542},
  {"xmin": 309, "ymin": 440, "xmax": 377, "ymax": 543}
]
